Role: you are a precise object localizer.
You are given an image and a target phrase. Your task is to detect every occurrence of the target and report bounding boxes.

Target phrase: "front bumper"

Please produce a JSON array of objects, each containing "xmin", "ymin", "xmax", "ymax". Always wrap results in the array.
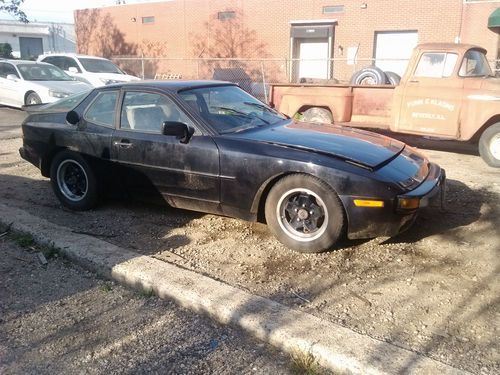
[{"xmin": 342, "ymin": 163, "xmax": 446, "ymax": 239}]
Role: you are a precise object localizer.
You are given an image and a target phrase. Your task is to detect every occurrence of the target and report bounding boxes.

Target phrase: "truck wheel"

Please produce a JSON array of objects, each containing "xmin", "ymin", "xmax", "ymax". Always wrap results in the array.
[
  {"xmin": 479, "ymin": 123, "xmax": 500, "ymax": 168},
  {"xmin": 302, "ymin": 107, "xmax": 333, "ymax": 124},
  {"xmin": 265, "ymin": 174, "xmax": 345, "ymax": 253},
  {"xmin": 384, "ymin": 71, "xmax": 401, "ymax": 85},
  {"xmin": 350, "ymin": 66, "xmax": 387, "ymax": 85}
]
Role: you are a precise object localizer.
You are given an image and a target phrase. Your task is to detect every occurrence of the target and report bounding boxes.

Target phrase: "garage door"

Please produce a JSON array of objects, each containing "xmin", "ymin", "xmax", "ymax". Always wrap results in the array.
[{"xmin": 374, "ymin": 31, "xmax": 418, "ymax": 76}]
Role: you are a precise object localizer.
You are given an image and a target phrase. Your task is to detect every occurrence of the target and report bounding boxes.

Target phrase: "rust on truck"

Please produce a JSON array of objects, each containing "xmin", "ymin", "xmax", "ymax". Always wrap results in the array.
[{"xmin": 270, "ymin": 43, "xmax": 500, "ymax": 167}]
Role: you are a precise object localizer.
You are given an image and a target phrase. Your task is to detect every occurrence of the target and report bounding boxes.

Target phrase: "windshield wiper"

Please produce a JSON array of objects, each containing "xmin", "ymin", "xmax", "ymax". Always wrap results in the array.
[{"xmin": 211, "ymin": 106, "xmax": 270, "ymax": 124}]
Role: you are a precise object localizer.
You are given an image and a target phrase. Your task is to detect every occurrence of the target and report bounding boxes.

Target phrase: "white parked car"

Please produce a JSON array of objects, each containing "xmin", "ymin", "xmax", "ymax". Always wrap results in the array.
[
  {"xmin": 38, "ymin": 53, "xmax": 140, "ymax": 87},
  {"xmin": 0, "ymin": 60, "xmax": 92, "ymax": 108}
]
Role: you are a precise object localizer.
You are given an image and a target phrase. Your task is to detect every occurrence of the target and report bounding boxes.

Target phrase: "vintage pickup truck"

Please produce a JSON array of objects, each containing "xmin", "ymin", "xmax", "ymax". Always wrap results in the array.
[{"xmin": 269, "ymin": 43, "xmax": 500, "ymax": 167}]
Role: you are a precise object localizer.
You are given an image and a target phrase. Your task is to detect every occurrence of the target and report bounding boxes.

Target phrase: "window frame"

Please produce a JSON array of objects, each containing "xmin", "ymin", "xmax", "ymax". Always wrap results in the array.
[
  {"xmin": 322, "ymin": 5, "xmax": 345, "ymax": 14},
  {"xmin": 141, "ymin": 16, "xmax": 155, "ymax": 24},
  {"xmin": 413, "ymin": 52, "xmax": 459, "ymax": 79},
  {"xmin": 83, "ymin": 90, "xmax": 120, "ymax": 128}
]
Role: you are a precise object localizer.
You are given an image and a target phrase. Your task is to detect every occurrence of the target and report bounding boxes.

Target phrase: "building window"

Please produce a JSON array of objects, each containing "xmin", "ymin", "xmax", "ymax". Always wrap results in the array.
[
  {"xmin": 142, "ymin": 16, "xmax": 155, "ymax": 24},
  {"xmin": 218, "ymin": 11, "xmax": 235, "ymax": 21},
  {"xmin": 322, "ymin": 5, "xmax": 344, "ymax": 14}
]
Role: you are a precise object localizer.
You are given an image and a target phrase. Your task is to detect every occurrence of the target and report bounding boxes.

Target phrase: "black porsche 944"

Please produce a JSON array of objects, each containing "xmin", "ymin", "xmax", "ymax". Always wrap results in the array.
[{"xmin": 19, "ymin": 81, "xmax": 445, "ymax": 253}]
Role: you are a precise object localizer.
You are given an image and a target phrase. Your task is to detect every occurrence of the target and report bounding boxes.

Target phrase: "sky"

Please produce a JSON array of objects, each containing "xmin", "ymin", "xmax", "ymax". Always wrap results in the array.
[{"xmin": 0, "ymin": 0, "xmax": 167, "ymax": 24}]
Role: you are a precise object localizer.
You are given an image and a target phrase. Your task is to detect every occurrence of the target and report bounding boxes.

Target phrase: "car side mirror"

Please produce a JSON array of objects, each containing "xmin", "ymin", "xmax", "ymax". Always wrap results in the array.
[
  {"xmin": 66, "ymin": 110, "xmax": 80, "ymax": 125},
  {"xmin": 68, "ymin": 67, "xmax": 78, "ymax": 73},
  {"xmin": 6, "ymin": 74, "xmax": 18, "ymax": 81},
  {"xmin": 161, "ymin": 121, "xmax": 193, "ymax": 143}
]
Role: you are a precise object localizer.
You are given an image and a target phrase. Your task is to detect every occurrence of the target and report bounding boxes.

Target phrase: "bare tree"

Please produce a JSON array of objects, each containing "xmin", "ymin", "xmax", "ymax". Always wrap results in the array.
[{"xmin": 0, "ymin": 0, "xmax": 28, "ymax": 23}]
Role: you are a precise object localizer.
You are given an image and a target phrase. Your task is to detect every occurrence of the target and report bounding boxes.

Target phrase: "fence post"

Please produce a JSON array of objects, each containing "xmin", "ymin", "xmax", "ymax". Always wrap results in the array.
[
  {"xmin": 260, "ymin": 61, "xmax": 268, "ymax": 103},
  {"xmin": 141, "ymin": 54, "xmax": 145, "ymax": 80}
]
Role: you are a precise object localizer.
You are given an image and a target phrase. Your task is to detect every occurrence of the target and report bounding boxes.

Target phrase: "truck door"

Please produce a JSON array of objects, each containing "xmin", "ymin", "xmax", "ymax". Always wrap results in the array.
[{"xmin": 396, "ymin": 52, "xmax": 463, "ymax": 138}]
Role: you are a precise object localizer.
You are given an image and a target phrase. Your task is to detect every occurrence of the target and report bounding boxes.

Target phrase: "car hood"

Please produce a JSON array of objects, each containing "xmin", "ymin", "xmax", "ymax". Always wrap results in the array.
[
  {"xmin": 229, "ymin": 121, "xmax": 406, "ymax": 169},
  {"xmin": 90, "ymin": 72, "xmax": 139, "ymax": 81},
  {"xmin": 30, "ymin": 80, "xmax": 92, "ymax": 93}
]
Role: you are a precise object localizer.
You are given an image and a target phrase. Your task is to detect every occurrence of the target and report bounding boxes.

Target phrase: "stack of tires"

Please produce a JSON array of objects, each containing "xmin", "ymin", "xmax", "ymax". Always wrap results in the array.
[{"xmin": 350, "ymin": 66, "xmax": 401, "ymax": 85}]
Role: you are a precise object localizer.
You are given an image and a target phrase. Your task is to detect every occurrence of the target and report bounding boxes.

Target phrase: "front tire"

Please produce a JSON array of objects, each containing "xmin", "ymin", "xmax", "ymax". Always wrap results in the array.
[
  {"xmin": 478, "ymin": 123, "xmax": 500, "ymax": 168},
  {"xmin": 265, "ymin": 174, "xmax": 345, "ymax": 253},
  {"xmin": 50, "ymin": 150, "xmax": 99, "ymax": 210},
  {"xmin": 25, "ymin": 92, "xmax": 41, "ymax": 105}
]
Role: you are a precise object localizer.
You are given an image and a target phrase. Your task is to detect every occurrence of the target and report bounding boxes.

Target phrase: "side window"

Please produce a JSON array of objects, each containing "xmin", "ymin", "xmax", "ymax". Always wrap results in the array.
[
  {"xmin": 84, "ymin": 91, "xmax": 118, "ymax": 127},
  {"xmin": 414, "ymin": 53, "xmax": 458, "ymax": 78},
  {"xmin": 0, "ymin": 63, "xmax": 19, "ymax": 78},
  {"xmin": 120, "ymin": 91, "xmax": 194, "ymax": 133},
  {"xmin": 45, "ymin": 56, "xmax": 63, "ymax": 69},
  {"xmin": 62, "ymin": 57, "xmax": 81, "ymax": 73}
]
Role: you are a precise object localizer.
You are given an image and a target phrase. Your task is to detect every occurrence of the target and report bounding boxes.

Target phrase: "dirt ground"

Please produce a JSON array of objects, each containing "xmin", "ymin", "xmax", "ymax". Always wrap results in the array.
[
  {"xmin": 0, "ymin": 236, "xmax": 295, "ymax": 375},
  {"xmin": 0, "ymin": 108, "xmax": 498, "ymax": 374}
]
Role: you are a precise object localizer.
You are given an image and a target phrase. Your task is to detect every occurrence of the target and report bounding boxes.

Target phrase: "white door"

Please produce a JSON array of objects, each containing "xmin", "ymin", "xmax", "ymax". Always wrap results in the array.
[
  {"xmin": 298, "ymin": 41, "xmax": 329, "ymax": 79},
  {"xmin": 0, "ymin": 62, "xmax": 20, "ymax": 106},
  {"xmin": 375, "ymin": 32, "xmax": 418, "ymax": 76}
]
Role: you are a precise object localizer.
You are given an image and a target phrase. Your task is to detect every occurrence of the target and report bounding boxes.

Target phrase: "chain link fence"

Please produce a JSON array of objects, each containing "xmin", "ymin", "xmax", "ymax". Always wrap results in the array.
[{"xmin": 111, "ymin": 56, "xmax": 500, "ymax": 102}]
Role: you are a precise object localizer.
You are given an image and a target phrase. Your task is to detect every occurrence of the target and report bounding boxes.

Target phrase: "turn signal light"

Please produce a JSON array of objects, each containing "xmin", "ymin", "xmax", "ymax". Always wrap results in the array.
[
  {"xmin": 398, "ymin": 197, "xmax": 420, "ymax": 210},
  {"xmin": 353, "ymin": 199, "xmax": 385, "ymax": 207}
]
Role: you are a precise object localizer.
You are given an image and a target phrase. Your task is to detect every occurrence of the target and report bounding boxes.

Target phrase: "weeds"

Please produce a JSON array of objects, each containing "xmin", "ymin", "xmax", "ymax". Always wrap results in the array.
[
  {"xmin": 11, "ymin": 232, "xmax": 35, "ymax": 248},
  {"xmin": 291, "ymin": 347, "xmax": 321, "ymax": 375},
  {"xmin": 140, "ymin": 287, "xmax": 155, "ymax": 298},
  {"xmin": 100, "ymin": 282, "xmax": 113, "ymax": 292}
]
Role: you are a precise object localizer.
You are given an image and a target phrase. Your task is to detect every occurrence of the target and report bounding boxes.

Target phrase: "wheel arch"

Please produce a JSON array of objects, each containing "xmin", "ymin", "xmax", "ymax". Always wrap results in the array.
[
  {"xmin": 24, "ymin": 90, "xmax": 37, "ymax": 105},
  {"xmin": 251, "ymin": 171, "xmax": 347, "ymax": 225},
  {"xmin": 470, "ymin": 115, "xmax": 500, "ymax": 142},
  {"xmin": 41, "ymin": 144, "xmax": 67, "ymax": 177}
]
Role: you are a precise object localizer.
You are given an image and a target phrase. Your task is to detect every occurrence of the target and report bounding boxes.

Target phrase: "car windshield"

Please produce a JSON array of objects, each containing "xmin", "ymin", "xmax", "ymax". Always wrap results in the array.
[
  {"xmin": 459, "ymin": 50, "xmax": 493, "ymax": 77},
  {"xmin": 39, "ymin": 90, "xmax": 91, "ymax": 112},
  {"xmin": 17, "ymin": 64, "xmax": 73, "ymax": 81},
  {"xmin": 179, "ymin": 85, "xmax": 287, "ymax": 134},
  {"xmin": 79, "ymin": 58, "xmax": 123, "ymax": 74}
]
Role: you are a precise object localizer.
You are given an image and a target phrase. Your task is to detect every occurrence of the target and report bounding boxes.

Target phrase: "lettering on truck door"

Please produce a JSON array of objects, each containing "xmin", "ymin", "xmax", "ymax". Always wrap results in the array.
[{"xmin": 397, "ymin": 52, "xmax": 463, "ymax": 137}]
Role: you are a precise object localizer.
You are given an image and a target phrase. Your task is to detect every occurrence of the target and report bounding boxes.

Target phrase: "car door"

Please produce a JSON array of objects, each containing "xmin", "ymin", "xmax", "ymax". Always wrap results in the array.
[
  {"xmin": 78, "ymin": 89, "xmax": 118, "ymax": 160},
  {"xmin": 395, "ymin": 51, "xmax": 463, "ymax": 138},
  {"xmin": 0, "ymin": 62, "xmax": 22, "ymax": 106},
  {"xmin": 110, "ymin": 89, "xmax": 220, "ymax": 207}
]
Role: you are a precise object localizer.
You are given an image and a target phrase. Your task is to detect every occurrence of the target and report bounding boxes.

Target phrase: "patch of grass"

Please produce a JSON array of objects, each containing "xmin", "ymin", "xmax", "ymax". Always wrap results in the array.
[
  {"xmin": 100, "ymin": 282, "xmax": 113, "ymax": 292},
  {"xmin": 40, "ymin": 241, "xmax": 59, "ymax": 259},
  {"xmin": 11, "ymin": 232, "xmax": 35, "ymax": 248},
  {"xmin": 140, "ymin": 287, "xmax": 155, "ymax": 298},
  {"xmin": 291, "ymin": 348, "xmax": 321, "ymax": 375}
]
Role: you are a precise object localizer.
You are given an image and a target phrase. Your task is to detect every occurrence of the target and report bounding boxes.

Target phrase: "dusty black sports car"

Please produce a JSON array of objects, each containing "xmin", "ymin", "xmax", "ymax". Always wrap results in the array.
[{"xmin": 20, "ymin": 81, "xmax": 445, "ymax": 253}]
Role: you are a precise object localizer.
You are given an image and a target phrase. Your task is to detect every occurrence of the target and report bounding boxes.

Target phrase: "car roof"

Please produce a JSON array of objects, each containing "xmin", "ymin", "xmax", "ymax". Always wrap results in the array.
[
  {"xmin": 39, "ymin": 53, "xmax": 109, "ymax": 60},
  {"xmin": 104, "ymin": 80, "xmax": 238, "ymax": 92},
  {"xmin": 416, "ymin": 43, "xmax": 486, "ymax": 54},
  {"xmin": 1, "ymin": 59, "xmax": 54, "ymax": 66}
]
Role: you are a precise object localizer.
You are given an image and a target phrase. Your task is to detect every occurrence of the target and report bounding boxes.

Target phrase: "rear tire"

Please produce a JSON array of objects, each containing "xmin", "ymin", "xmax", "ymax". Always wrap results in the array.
[
  {"xmin": 50, "ymin": 150, "xmax": 99, "ymax": 210},
  {"xmin": 265, "ymin": 174, "xmax": 345, "ymax": 253},
  {"xmin": 478, "ymin": 123, "xmax": 500, "ymax": 168},
  {"xmin": 302, "ymin": 107, "xmax": 333, "ymax": 124},
  {"xmin": 25, "ymin": 92, "xmax": 41, "ymax": 105},
  {"xmin": 350, "ymin": 66, "xmax": 387, "ymax": 85}
]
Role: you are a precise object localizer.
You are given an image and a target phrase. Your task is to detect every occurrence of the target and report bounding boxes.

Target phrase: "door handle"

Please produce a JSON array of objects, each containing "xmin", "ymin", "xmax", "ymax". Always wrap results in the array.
[
  {"xmin": 113, "ymin": 140, "xmax": 133, "ymax": 148},
  {"xmin": 409, "ymin": 79, "xmax": 419, "ymax": 83}
]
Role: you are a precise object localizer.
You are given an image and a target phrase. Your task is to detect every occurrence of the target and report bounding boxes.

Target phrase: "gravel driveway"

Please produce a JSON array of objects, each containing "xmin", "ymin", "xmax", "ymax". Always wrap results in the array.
[{"xmin": 0, "ymin": 108, "xmax": 498, "ymax": 374}]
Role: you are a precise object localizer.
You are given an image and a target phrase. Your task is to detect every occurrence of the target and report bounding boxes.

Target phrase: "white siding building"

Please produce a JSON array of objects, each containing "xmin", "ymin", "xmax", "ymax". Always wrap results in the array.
[{"xmin": 0, "ymin": 20, "xmax": 76, "ymax": 59}]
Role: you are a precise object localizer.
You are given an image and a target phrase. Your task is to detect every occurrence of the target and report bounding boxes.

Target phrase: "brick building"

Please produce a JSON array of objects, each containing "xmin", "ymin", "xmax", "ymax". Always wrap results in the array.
[{"xmin": 74, "ymin": 0, "xmax": 500, "ymax": 82}]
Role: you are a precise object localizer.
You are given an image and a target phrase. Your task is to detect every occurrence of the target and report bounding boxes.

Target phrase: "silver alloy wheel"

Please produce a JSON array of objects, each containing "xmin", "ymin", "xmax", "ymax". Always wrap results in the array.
[
  {"xmin": 490, "ymin": 133, "xmax": 500, "ymax": 160},
  {"xmin": 56, "ymin": 159, "xmax": 88, "ymax": 202},
  {"xmin": 276, "ymin": 188, "xmax": 328, "ymax": 242},
  {"xmin": 29, "ymin": 97, "xmax": 39, "ymax": 104}
]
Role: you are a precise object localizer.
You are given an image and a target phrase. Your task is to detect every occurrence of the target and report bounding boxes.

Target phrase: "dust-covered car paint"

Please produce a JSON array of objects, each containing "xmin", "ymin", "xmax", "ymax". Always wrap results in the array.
[{"xmin": 19, "ymin": 81, "xmax": 445, "ymax": 252}]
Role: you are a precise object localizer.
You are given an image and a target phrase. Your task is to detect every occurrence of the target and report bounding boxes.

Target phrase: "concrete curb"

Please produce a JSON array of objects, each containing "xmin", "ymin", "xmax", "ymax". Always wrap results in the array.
[{"xmin": 0, "ymin": 203, "xmax": 467, "ymax": 375}]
